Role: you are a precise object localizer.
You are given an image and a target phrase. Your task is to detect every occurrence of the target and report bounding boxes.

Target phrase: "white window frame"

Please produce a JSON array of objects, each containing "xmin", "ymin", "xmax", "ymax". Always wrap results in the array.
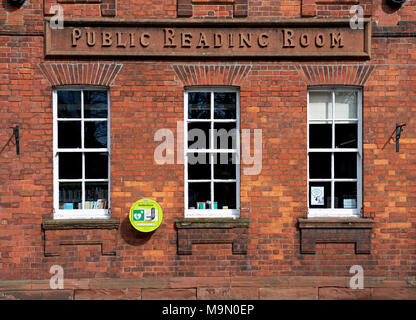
[
  {"xmin": 184, "ymin": 87, "xmax": 240, "ymax": 218},
  {"xmin": 53, "ymin": 87, "xmax": 110, "ymax": 219},
  {"xmin": 307, "ymin": 86, "xmax": 362, "ymax": 218}
]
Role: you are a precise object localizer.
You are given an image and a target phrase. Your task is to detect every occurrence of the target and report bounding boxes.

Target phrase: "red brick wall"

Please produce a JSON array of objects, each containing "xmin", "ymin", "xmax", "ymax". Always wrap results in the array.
[{"xmin": 0, "ymin": 0, "xmax": 415, "ymax": 299}]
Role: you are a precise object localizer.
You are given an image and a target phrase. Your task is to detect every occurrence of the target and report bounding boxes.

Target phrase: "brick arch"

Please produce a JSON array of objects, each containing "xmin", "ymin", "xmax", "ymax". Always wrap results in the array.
[
  {"xmin": 172, "ymin": 64, "xmax": 252, "ymax": 86},
  {"xmin": 295, "ymin": 64, "xmax": 376, "ymax": 86},
  {"xmin": 38, "ymin": 63, "xmax": 123, "ymax": 87}
]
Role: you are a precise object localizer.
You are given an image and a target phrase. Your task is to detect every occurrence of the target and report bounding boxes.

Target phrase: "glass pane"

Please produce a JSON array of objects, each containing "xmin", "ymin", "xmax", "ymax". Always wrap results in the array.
[
  {"xmin": 58, "ymin": 91, "xmax": 81, "ymax": 118},
  {"xmin": 188, "ymin": 182, "xmax": 211, "ymax": 209},
  {"xmin": 309, "ymin": 182, "xmax": 331, "ymax": 208},
  {"xmin": 214, "ymin": 153, "xmax": 236, "ymax": 179},
  {"xmin": 59, "ymin": 182, "xmax": 82, "ymax": 209},
  {"xmin": 214, "ymin": 92, "xmax": 236, "ymax": 119},
  {"xmin": 85, "ymin": 152, "xmax": 108, "ymax": 179},
  {"xmin": 214, "ymin": 123, "xmax": 237, "ymax": 150},
  {"xmin": 188, "ymin": 92, "xmax": 210, "ymax": 119},
  {"xmin": 59, "ymin": 153, "xmax": 82, "ymax": 179},
  {"xmin": 335, "ymin": 124, "xmax": 357, "ymax": 148},
  {"xmin": 335, "ymin": 91, "xmax": 357, "ymax": 119},
  {"xmin": 214, "ymin": 182, "xmax": 236, "ymax": 209},
  {"xmin": 188, "ymin": 122, "xmax": 210, "ymax": 149},
  {"xmin": 84, "ymin": 91, "xmax": 108, "ymax": 118},
  {"xmin": 58, "ymin": 121, "xmax": 81, "ymax": 148},
  {"xmin": 188, "ymin": 153, "xmax": 210, "ymax": 180},
  {"xmin": 309, "ymin": 153, "xmax": 331, "ymax": 179},
  {"xmin": 85, "ymin": 182, "xmax": 108, "ymax": 209},
  {"xmin": 309, "ymin": 91, "xmax": 332, "ymax": 119},
  {"xmin": 84, "ymin": 121, "xmax": 107, "ymax": 148},
  {"xmin": 334, "ymin": 153, "xmax": 357, "ymax": 178},
  {"xmin": 335, "ymin": 182, "xmax": 357, "ymax": 208},
  {"xmin": 309, "ymin": 124, "xmax": 332, "ymax": 148}
]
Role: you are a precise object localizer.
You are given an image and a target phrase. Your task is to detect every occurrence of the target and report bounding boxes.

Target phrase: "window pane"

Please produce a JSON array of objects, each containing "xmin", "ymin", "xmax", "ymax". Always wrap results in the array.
[
  {"xmin": 214, "ymin": 123, "xmax": 237, "ymax": 150},
  {"xmin": 334, "ymin": 153, "xmax": 357, "ymax": 178},
  {"xmin": 214, "ymin": 92, "xmax": 236, "ymax": 119},
  {"xmin": 214, "ymin": 182, "xmax": 236, "ymax": 209},
  {"xmin": 84, "ymin": 121, "xmax": 107, "ymax": 148},
  {"xmin": 335, "ymin": 124, "xmax": 357, "ymax": 148},
  {"xmin": 58, "ymin": 121, "xmax": 81, "ymax": 148},
  {"xmin": 85, "ymin": 152, "xmax": 108, "ymax": 179},
  {"xmin": 85, "ymin": 182, "xmax": 108, "ymax": 209},
  {"xmin": 188, "ymin": 153, "xmax": 210, "ymax": 180},
  {"xmin": 188, "ymin": 182, "xmax": 211, "ymax": 209},
  {"xmin": 58, "ymin": 91, "xmax": 81, "ymax": 118},
  {"xmin": 214, "ymin": 153, "xmax": 236, "ymax": 179},
  {"xmin": 188, "ymin": 122, "xmax": 210, "ymax": 149},
  {"xmin": 59, "ymin": 182, "xmax": 82, "ymax": 209},
  {"xmin": 59, "ymin": 153, "xmax": 82, "ymax": 179},
  {"xmin": 309, "ymin": 124, "xmax": 332, "ymax": 148},
  {"xmin": 335, "ymin": 91, "xmax": 357, "ymax": 119},
  {"xmin": 335, "ymin": 182, "xmax": 357, "ymax": 208},
  {"xmin": 309, "ymin": 182, "xmax": 331, "ymax": 208},
  {"xmin": 188, "ymin": 92, "xmax": 210, "ymax": 119},
  {"xmin": 309, "ymin": 91, "xmax": 332, "ymax": 119},
  {"xmin": 309, "ymin": 153, "xmax": 331, "ymax": 179},
  {"xmin": 84, "ymin": 91, "xmax": 108, "ymax": 118}
]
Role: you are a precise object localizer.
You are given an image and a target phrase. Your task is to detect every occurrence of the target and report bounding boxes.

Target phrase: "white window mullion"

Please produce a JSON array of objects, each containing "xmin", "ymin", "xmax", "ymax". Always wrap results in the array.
[
  {"xmin": 185, "ymin": 88, "xmax": 239, "ymax": 218},
  {"xmin": 331, "ymin": 90, "xmax": 335, "ymax": 209},
  {"xmin": 308, "ymin": 87, "xmax": 362, "ymax": 217},
  {"xmin": 81, "ymin": 90, "xmax": 85, "ymax": 210},
  {"xmin": 54, "ymin": 88, "xmax": 110, "ymax": 219},
  {"xmin": 210, "ymin": 91, "xmax": 215, "ymax": 208}
]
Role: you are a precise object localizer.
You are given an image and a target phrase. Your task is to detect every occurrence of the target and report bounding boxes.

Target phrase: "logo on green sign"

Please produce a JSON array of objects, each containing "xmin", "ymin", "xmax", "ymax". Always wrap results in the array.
[{"xmin": 129, "ymin": 199, "xmax": 163, "ymax": 232}]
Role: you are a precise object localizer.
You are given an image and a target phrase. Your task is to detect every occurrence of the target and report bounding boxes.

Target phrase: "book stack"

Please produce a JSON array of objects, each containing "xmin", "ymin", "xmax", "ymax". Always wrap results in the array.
[{"xmin": 85, "ymin": 199, "xmax": 108, "ymax": 209}]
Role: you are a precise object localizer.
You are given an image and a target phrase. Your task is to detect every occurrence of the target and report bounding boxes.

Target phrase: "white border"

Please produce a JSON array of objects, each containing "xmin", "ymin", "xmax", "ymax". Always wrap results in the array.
[
  {"xmin": 307, "ymin": 86, "xmax": 362, "ymax": 218},
  {"xmin": 53, "ymin": 87, "xmax": 110, "ymax": 219},
  {"xmin": 184, "ymin": 87, "xmax": 240, "ymax": 219}
]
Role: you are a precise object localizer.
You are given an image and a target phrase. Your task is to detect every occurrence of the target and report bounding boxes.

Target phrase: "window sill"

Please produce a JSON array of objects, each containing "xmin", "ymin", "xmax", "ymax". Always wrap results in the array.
[
  {"xmin": 175, "ymin": 218, "xmax": 250, "ymax": 255},
  {"xmin": 175, "ymin": 218, "xmax": 249, "ymax": 229},
  {"xmin": 298, "ymin": 217, "xmax": 374, "ymax": 254},
  {"xmin": 42, "ymin": 218, "xmax": 120, "ymax": 230}
]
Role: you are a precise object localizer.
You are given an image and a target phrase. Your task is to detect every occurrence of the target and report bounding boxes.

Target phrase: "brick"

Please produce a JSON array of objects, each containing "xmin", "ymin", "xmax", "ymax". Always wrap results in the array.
[
  {"xmin": 259, "ymin": 288, "xmax": 318, "ymax": 300},
  {"xmin": 319, "ymin": 288, "xmax": 372, "ymax": 300},
  {"xmin": 74, "ymin": 289, "xmax": 141, "ymax": 300},
  {"xmin": 372, "ymin": 288, "xmax": 416, "ymax": 300},
  {"xmin": 142, "ymin": 289, "xmax": 196, "ymax": 300},
  {"xmin": 197, "ymin": 287, "xmax": 259, "ymax": 300},
  {"xmin": 0, "ymin": 290, "xmax": 73, "ymax": 300}
]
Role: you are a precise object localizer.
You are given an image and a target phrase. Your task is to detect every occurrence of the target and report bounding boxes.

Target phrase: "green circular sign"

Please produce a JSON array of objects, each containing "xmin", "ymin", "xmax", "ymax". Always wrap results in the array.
[{"xmin": 129, "ymin": 198, "xmax": 163, "ymax": 232}]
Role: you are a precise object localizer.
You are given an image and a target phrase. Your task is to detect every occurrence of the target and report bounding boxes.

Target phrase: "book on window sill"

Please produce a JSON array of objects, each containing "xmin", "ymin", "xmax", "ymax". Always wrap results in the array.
[{"xmin": 84, "ymin": 200, "xmax": 108, "ymax": 209}]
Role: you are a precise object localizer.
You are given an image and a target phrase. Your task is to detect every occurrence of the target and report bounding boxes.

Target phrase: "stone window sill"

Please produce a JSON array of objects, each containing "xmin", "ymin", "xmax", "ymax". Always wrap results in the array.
[
  {"xmin": 298, "ymin": 217, "xmax": 374, "ymax": 254},
  {"xmin": 42, "ymin": 218, "xmax": 120, "ymax": 230},
  {"xmin": 175, "ymin": 218, "xmax": 250, "ymax": 229},
  {"xmin": 175, "ymin": 218, "xmax": 250, "ymax": 255}
]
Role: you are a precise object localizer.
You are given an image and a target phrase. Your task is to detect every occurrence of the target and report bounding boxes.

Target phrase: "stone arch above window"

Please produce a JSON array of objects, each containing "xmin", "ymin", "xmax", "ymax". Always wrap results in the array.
[
  {"xmin": 38, "ymin": 63, "xmax": 123, "ymax": 86},
  {"xmin": 172, "ymin": 64, "xmax": 252, "ymax": 86},
  {"xmin": 295, "ymin": 64, "xmax": 375, "ymax": 86}
]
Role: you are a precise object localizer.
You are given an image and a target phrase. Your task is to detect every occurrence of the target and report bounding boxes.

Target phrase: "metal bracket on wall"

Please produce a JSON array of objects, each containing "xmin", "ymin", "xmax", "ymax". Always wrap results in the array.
[
  {"xmin": 11, "ymin": 125, "xmax": 20, "ymax": 155},
  {"xmin": 395, "ymin": 123, "xmax": 406, "ymax": 152}
]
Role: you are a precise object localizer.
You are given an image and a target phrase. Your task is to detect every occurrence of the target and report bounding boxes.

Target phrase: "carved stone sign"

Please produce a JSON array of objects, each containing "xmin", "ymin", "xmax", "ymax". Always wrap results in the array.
[{"xmin": 45, "ymin": 19, "xmax": 371, "ymax": 58}]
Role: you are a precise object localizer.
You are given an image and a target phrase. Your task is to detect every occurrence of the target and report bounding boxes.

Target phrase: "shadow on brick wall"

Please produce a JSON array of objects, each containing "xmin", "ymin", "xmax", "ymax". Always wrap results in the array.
[
  {"xmin": 2, "ymin": 0, "xmax": 23, "ymax": 12},
  {"xmin": 381, "ymin": 0, "xmax": 402, "ymax": 14},
  {"xmin": 119, "ymin": 216, "xmax": 154, "ymax": 246}
]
